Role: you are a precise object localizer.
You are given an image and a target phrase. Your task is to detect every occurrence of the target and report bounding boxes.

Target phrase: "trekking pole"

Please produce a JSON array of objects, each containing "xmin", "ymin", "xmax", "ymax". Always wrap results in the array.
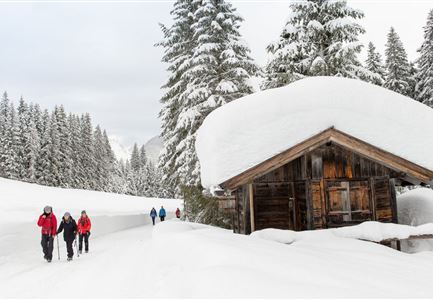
[
  {"xmin": 75, "ymin": 235, "xmax": 79, "ymax": 258},
  {"xmin": 56, "ymin": 235, "xmax": 60, "ymax": 260}
]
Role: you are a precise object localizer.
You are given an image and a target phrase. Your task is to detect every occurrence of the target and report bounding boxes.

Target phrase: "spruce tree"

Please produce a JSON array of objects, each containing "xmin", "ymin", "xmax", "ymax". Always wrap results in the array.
[
  {"xmin": 157, "ymin": 0, "xmax": 198, "ymax": 197},
  {"xmin": 384, "ymin": 27, "xmax": 411, "ymax": 96},
  {"xmin": 159, "ymin": 0, "xmax": 258, "ymax": 191},
  {"xmin": 365, "ymin": 42, "xmax": 386, "ymax": 86},
  {"xmin": 416, "ymin": 10, "xmax": 433, "ymax": 105},
  {"xmin": 262, "ymin": 0, "xmax": 370, "ymax": 89}
]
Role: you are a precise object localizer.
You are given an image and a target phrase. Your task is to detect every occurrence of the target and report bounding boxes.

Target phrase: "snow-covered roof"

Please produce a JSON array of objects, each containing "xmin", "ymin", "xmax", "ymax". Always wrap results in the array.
[{"xmin": 196, "ymin": 76, "xmax": 433, "ymax": 188}]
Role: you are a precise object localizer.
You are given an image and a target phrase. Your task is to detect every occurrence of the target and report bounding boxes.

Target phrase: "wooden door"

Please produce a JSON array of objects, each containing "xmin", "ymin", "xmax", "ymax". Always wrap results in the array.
[{"xmin": 325, "ymin": 180, "xmax": 371, "ymax": 227}]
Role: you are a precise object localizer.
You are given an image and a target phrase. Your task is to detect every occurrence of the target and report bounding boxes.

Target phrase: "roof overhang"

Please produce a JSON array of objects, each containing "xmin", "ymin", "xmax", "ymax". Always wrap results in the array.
[{"xmin": 221, "ymin": 127, "xmax": 433, "ymax": 190}]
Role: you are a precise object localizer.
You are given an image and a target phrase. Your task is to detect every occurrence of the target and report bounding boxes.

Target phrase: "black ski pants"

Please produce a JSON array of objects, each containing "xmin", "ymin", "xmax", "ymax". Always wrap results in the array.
[
  {"xmin": 79, "ymin": 233, "xmax": 89, "ymax": 252},
  {"xmin": 151, "ymin": 216, "xmax": 156, "ymax": 225},
  {"xmin": 65, "ymin": 239, "xmax": 74, "ymax": 258},
  {"xmin": 160, "ymin": 216, "xmax": 165, "ymax": 222},
  {"xmin": 41, "ymin": 234, "xmax": 54, "ymax": 260}
]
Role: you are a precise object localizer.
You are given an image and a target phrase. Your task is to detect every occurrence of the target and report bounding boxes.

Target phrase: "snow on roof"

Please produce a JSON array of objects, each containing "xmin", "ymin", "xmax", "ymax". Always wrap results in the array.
[{"xmin": 196, "ymin": 76, "xmax": 433, "ymax": 188}]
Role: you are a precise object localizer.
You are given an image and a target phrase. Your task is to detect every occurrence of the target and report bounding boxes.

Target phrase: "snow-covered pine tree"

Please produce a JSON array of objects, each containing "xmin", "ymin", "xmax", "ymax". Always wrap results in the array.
[
  {"xmin": 416, "ymin": 10, "xmax": 433, "ymax": 105},
  {"xmin": 102, "ymin": 129, "xmax": 117, "ymax": 193},
  {"xmin": 130, "ymin": 143, "xmax": 140, "ymax": 173},
  {"xmin": 79, "ymin": 113, "xmax": 96, "ymax": 190},
  {"xmin": 157, "ymin": 0, "xmax": 198, "ymax": 198},
  {"xmin": 92, "ymin": 125, "xmax": 105, "ymax": 191},
  {"xmin": 365, "ymin": 42, "xmax": 386, "ymax": 86},
  {"xmin": 16, "ymin": 97, "xmax": 29, "ymax": 180},
  {"xmin": 0, "ymin": 92, "xmax": 10, "ymax": 177},
  {"xmin": 384, "ymin": 27, "xmax": 412, "ymax": 96},
  {"xmin": 172, "ymin": 0, "xmax": 258, "ymax": 188},
  {"xmin": 52, "ymin": 105, "xmax": 73, "ymax": 187},
  {"xmin": 262, "ymin": 0, "xmax": 373, "ymax": 89},
  {"xmin": 24, "ymin": 116, "xmax": 40, "ymax": 182},
  {"xmin": 36, "ymin": 110, "xmax": 54, "ymax": 186}
]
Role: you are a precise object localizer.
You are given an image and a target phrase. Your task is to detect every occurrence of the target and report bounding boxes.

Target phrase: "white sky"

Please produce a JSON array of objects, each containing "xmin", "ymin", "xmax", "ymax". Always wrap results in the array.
[{"xmin": 0, "ymin": 0, "xmax": 432, "ymax": 146}]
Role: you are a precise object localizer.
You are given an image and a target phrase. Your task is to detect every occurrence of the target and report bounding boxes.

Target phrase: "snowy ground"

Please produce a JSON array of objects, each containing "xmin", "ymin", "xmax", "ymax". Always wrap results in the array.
[{"xmin": 2, "ymin": 179, "xmax": 433, "ymax": 298}]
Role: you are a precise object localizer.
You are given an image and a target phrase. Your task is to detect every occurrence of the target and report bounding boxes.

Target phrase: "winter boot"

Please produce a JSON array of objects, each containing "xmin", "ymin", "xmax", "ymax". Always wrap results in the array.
[
  {"xmin": 47, "ymin": 258, "xmax": 52, "ymax": 263},
  {"xmin": 67, "ymin": 257, "xmax": 72, "ymax": 261}
]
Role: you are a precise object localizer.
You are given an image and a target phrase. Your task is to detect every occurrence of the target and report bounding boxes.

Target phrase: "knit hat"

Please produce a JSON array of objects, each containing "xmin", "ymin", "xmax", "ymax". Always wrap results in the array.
[
  {"xmin": 64, "ymin": 212, "xmax": 71, "ymax": 218},
  {"xmin": 44, "ymin": 206, "xmax": 52, "ymax": 214}
]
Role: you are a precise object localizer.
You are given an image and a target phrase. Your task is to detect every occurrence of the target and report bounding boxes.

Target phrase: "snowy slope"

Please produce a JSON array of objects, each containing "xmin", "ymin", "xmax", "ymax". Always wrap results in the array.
[
  {"xmin": 196, "ymin": 76, "xmax": 433, "ymax": 188},
  {"xmin": 0, "ymin": 178, "xmax": 181, "ymax": 258}
]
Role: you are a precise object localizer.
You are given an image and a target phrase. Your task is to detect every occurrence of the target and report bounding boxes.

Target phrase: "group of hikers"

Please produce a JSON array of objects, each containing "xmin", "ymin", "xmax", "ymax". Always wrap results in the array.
[
  {"xmin": 149, "ymin": 206, "xmax": 181, "ymax": 225},
  {"xmin": 37, "ymin": 206, "xmax": 91, "ymax": 262},
  {"xmin": 37, "ymin": 205, "xmax": 181, "ymax": 262}
]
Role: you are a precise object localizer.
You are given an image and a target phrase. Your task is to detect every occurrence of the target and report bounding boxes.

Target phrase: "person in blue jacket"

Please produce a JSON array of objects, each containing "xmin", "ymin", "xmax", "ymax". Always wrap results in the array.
[
  {"xmin": 159, "ymin": 206, "xmax": 166, "ymax": 222},
  {"xmin": 150, "ymin": 207, "xmax": 157, "ymax": 225}
]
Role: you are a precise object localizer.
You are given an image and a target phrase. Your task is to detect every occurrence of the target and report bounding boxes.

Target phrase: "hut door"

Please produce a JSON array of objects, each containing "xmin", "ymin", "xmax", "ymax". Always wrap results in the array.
[
  {"xmin": 289, "ymin": 182, "xmax": 308, "ymax": 231},
  {"xmin": 326, "ymin": 180, "xmax": 370, "ymax": 227}
]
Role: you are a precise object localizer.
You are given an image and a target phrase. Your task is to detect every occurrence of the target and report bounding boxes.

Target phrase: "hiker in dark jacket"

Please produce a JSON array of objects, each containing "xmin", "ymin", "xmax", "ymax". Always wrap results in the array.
[
  {"xmin": 150, "ymin": 207, "xmax": 157, "ymax": 225},
  {"xmin": 57, "ymin": 212, "xmax": 77, "ymax": 261},
  {"xmin": 159, "ymin": 206, "xmax": 166, "ymax": 222}
]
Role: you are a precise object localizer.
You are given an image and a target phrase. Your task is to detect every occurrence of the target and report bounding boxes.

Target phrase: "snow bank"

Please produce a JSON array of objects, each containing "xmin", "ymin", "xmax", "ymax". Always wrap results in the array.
[
  {"xmin": 250, "ymin": 221, "xmax": 433, "ymax": 245},
  {"xmin": 398, "ymin": 188, "xmax": 433, "ymax": 252},
  {"xmin": 151, "ymin": 220, "xmax": 433, "ymax": 298},
  {"xmin": 333, "ymin": 221, "xmax": 433, "ymax": 242},
  {"xmin": 196, "ymin": 76, "xmax": 433, "ymax": 188},
  {"xmin": 0, "ymin": 178, "xmax": 181, "ymax": 257}
]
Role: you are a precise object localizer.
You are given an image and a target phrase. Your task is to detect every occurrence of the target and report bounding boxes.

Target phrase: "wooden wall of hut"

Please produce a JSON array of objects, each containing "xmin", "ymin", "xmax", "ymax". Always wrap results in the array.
[{"xmin": 232, "ymin": 142, "xmax": 399, "ymax": 234}]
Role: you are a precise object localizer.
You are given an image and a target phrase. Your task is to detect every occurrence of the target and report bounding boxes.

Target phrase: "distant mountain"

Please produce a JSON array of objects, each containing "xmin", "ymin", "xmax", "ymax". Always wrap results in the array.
[
  {"xmin": 109, "ymin": 136, "xmax": 131, "ymax": 161},
  {"xmin": 109, "ymin": 135, "xmax": 163, "ymax": 165},
  {"xmin": 143, "ymin": 136, "xmax": 163, "ymax": 165}
]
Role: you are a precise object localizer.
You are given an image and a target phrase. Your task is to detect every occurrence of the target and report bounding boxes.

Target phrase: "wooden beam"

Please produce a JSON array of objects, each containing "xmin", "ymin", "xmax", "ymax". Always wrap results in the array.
[
  {"xmin": 249, "ymin": 183, "xmax": 255, "ymax": 232},
  {"xmin": 221, "ymin": 127, "xmax": 433, "ymax": 190}
]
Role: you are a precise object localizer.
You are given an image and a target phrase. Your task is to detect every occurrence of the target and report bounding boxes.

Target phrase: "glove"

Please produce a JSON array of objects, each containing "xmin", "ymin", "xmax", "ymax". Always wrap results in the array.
[{"xmin": 87, "ymin": 232, "xmax": 91, "ymax": 236}]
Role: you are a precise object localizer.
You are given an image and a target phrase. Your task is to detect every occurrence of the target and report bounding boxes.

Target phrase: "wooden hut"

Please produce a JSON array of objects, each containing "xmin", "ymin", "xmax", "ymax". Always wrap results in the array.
[
  {"xmin": 196, "ymin": 77, "xmax": 433, "ymax": 235},
  {"xmin": 220, "ymin": 127, "xmax": 433, "ymax": 234}
]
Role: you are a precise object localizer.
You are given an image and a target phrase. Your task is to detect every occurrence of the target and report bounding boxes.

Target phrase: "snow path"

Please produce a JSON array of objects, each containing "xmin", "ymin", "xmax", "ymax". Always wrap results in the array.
[{"xmin": 0, "ymin": 224, "xmax": 160, "ymax": 298}]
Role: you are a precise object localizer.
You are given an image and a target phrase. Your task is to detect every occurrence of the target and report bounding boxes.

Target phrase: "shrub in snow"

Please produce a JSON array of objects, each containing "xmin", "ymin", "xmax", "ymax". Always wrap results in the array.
[{"xmin": 181, "ymin": 185, "xmax": 231, "ymax": 229}]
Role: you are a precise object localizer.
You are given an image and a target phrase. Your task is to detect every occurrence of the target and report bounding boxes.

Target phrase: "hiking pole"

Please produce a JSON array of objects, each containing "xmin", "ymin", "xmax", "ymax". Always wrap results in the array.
[
  {"xmin": 75, "ymin": 235, "xmax": 79, "ymax": 258},
  {"xmin": 56, "ymin": 235, "xmax": 60, "ymax": 260}
]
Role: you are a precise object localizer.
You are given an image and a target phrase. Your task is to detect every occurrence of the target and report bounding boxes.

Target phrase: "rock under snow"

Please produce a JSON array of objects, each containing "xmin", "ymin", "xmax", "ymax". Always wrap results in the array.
[{"xmin": 196, "ymin": 76, "xmax": 433, "ymax": 188}]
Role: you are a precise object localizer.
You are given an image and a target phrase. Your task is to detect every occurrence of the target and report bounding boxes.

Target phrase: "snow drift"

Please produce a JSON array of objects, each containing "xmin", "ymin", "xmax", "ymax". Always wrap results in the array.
[
  {"xmin": 151, "ymin": 220, "xmax": 433, "ymax": 298},
  {"xmin": 398, "ymin": 188, "xmax": 433, "ymax": 252},
  {"xmin": 196, "ymin": 76, "xmax": 433, "ymax": 188}
]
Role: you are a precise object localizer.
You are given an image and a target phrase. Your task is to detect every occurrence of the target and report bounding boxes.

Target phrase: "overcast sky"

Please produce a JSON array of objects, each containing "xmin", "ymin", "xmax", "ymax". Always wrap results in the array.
[{"xmin": 0, "ymin": 0, "xmax": 432, "ymax": 147}]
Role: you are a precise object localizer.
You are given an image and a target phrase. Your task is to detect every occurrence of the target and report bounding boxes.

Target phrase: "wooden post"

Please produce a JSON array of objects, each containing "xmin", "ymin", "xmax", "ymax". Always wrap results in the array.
[
  {"xmin": 389, "ymin": 178, "xmax": 398, "ymax": 223},
  {"xmin": 249, "ymin": 183, "xmax": 255, "ymax": 232}
]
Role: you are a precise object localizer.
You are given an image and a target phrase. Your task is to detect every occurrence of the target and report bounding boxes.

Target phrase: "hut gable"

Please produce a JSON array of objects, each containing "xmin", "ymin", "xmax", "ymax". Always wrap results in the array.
[{"xmin": 222, "ymin": 127, "xmax": 433, "ymax": 190}]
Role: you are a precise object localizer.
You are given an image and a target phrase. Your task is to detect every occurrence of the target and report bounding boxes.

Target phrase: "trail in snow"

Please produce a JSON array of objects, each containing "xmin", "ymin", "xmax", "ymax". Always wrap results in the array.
[{"xmin": 0, "ymin": 224, "xmax": 160, "ymax": 298}]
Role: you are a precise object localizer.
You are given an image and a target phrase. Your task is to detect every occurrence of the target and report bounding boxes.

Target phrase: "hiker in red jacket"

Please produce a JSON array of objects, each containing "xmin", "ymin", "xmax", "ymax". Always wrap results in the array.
[
  {"xmin": 77, "ymin": 210, "xmax": 91, "ymax": 254},
  {"xmin": 37, "ymin": 206, "xmax": 57, "ymax": 262},
  {"xmin": 176, "ymin": 208, "xmax": 181, "ymax": 219}
]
